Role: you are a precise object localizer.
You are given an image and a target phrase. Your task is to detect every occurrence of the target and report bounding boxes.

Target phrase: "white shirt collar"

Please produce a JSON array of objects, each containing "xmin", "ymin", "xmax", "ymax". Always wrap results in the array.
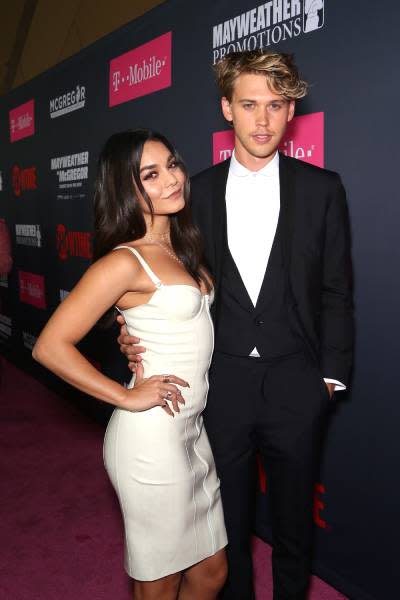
[{"xmin": 229, "ymin": 149, "xmax": 280, "ymax": 178}]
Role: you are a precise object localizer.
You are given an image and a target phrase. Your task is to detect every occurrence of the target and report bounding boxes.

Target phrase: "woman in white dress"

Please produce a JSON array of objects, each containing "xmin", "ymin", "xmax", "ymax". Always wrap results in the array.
[{"xmin": 33, "ymin": 129, "xmax": 227, "ymax": 599}]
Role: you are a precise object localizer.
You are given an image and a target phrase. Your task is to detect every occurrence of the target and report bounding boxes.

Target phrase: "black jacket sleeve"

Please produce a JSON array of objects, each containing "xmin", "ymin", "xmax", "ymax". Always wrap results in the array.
[{"xmin": 319, "ymin": 174, "xmax": 354, "ymax": 385}]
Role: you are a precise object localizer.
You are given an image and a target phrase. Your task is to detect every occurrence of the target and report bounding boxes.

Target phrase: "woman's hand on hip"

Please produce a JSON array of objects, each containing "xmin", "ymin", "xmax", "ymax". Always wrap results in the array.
[{"xmin": 120, "ymin": 362, "xmax": 189, "ymax": 417}]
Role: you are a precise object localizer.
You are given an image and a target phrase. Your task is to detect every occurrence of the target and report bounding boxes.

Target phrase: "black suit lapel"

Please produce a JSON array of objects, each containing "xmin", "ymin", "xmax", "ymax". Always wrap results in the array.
[
  {"xmin": 211, "ymin": 159, "xmax": 254, "ymax": 310},
  {"xmin": 224, "ymin": 245, "xmax": 255, "ymax": 310}
]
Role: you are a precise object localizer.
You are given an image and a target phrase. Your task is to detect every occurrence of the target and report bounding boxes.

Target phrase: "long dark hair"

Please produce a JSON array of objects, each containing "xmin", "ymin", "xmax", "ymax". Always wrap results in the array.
[{"xmin": 93, "ymin": 129, "xmax": 204, "ymax": 284}]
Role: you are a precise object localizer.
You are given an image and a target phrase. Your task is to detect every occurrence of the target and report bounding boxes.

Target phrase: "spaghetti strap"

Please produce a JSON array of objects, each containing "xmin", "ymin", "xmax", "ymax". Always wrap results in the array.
[{"xmin": 113, "ymin": 245, "xmax": 162, "ymax": 288}]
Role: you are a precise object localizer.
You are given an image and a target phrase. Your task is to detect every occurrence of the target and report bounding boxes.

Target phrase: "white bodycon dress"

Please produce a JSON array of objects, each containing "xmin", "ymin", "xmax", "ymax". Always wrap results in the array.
[{"xmin": 103, "ymin": 246, "xmax": 227, "ymax": 581}]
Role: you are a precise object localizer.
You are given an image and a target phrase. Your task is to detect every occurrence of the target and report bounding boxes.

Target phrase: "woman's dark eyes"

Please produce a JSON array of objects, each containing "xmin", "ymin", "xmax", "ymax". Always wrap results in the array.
[
  {"xmin": 143, "ymin": 162, "xmax": 178, "ymax": 180},
  {"xmin": 143, "ymin": 171, "xmax": 157, "ymax": 180}
]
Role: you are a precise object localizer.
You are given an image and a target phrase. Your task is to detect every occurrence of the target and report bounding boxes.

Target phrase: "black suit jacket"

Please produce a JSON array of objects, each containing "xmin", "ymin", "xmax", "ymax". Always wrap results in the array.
[{"xmin": 190, "ymin": 153, "xmax": 354, "ymax": 386}]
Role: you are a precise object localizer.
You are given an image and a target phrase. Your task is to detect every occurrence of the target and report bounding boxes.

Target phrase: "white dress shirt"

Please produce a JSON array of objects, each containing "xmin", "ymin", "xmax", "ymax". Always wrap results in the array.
[{"xmin": 225, "ymin": 150, "xmax": 345, "ymax": 391}]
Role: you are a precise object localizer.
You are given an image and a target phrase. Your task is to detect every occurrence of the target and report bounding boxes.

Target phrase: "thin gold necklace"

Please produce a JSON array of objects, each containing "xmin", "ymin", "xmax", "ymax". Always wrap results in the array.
[{"xmin": 146, "ymin": 231, "xmax": 183, "ymax": 265}]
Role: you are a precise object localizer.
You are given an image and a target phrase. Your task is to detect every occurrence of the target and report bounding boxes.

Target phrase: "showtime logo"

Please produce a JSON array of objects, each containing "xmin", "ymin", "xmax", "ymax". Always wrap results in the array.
[
  {"xmin": 12, "ymin": 164, "xmax": 38, "ymax": 197},
  {"xmin": 212, "ymin": 112, "xmax": 324, "ymax": 168},
  {"xmin": 9, "ymin": 99, "xmax": 35, "ymax": 142},
  {"xmin": 109, "ymin": 32, "xmax": 172, "ymax": 107},
  {"xmin": 212, "ymin": 0, "xmax": 325, "ymax": 62},
  {"xmin": 19, "ymin": 271, "xmax": 46, "ymax": 309},
  {"xmin": 56, "ymin": 224, "xmax": 92, "ymax": 260}
]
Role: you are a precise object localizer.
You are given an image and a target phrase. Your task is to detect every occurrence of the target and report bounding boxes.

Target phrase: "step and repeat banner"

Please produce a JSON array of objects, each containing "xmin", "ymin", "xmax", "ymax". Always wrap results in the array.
[{"xmin": 1, "ymin": 2, "xmax": 398, "ymax": 598}]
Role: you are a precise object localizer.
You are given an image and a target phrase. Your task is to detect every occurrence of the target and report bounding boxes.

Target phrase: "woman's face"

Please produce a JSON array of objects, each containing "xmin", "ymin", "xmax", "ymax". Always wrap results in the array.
[{"xmin": 138, "ymin": 140, "xmax": 186, "ymax": 216}]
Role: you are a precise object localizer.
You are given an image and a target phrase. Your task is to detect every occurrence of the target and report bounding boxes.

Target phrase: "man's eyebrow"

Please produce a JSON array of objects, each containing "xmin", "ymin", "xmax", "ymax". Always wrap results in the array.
[{"xmin": 238, "ymin": 98, "xmax": 285, "ymax": 103}]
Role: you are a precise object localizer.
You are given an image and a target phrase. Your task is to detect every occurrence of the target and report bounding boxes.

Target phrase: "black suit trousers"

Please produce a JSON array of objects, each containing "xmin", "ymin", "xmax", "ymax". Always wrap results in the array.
[{"xmin": 204, "ymin": 351, "xmax": 330, "ymax": 600}]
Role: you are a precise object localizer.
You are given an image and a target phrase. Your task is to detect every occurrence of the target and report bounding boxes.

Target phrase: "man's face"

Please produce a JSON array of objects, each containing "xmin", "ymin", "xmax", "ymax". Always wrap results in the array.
[{"xmin": 221, "ymin": 73, "xmax": 295, "ymax": 170}]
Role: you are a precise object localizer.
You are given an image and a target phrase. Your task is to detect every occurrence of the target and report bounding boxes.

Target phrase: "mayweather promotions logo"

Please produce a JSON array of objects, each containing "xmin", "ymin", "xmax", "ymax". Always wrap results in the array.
[
  {"xmin": 212, "ymin": 0, "xmax": 325, "ymax": 63},
  {"xmin": 15, "ymin": 224, "xmax": 42, "ymax": 247},
  {"xmin": 304, "ymin": 0, "xmax": 324, "ymax": 32},
  {"xmin": 213, "ymin": 112, "xmax": 324, "ymax": 168},
  {"xmin": 50, "ymin": 84, "xmax": 86, "ymax": 119},
  {"xmin": 12, "ymin": 164, "xmax": 38, "ymax": 197},
  {"xmin": 9, "ymin": 99, "xmax": 35, "ymax": 142},
  {"xmin": 56, "ymin": 224, "xmax": 92, "ymax": 260},
  {"xmin": 109, "ymin": 32, "xmax": 172, "ymax": 107}
]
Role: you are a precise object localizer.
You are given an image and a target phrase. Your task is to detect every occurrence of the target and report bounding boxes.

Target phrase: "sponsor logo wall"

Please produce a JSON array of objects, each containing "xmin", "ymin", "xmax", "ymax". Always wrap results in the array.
[
  {"xmin": 212, "ymin": 0, "xmax": 324, "ymax": 62},
  {"xmin": 18, "ymin": 271, "xmax": 46, "ymax": 309},
  {"xmin": 56, "ymin": 224, "xmax": 92, "ymax": 260},
  {"xmin": 109, "ymin": 32, "xmax": 172, "ymax": 106},
  {"xmin": 51, "ymin": 151, "xmax": 89, "ymax": 199},
  {"xmin": 15, "ymin": 224, "xmax": 42, "ymax": 247},
  {"xmin": 12, "ymin": 164, "xmax": 38, "ymax": 197},
  {"xmin": 9, "ymin": 99, "xmax": 35, "ymax": 142},
  {"xmin": 50, "ymin": 85, "xmax": 86, "ymax": 119},
  {"xmin": 0, "ymin": 2, "xmax": 398, "ymax": 599}
]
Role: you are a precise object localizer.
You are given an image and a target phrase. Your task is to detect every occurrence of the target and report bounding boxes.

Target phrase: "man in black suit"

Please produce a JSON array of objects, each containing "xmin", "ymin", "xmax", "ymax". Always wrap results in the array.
[{"xmin": 119, "ymin": 51, "xmax": 353, "ymax": 600}]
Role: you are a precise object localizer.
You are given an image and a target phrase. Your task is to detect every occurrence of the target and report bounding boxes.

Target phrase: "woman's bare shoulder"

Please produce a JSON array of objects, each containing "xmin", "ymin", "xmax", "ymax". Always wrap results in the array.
[{"xmin": 91, "ymin": 247, "xmax": 143, "ymax": 279}]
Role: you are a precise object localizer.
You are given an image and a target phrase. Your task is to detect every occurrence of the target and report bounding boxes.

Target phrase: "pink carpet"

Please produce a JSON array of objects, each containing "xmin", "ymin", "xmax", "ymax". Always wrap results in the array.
[{"xmin": 0, "ymin": 358, "xmax": 347, "ymax": 599}]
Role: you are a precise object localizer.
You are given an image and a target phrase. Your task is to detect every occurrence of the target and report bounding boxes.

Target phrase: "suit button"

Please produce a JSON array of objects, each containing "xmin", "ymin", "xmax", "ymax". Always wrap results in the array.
[{"xmin": 255, "ymin": 318, "xmax": 264, "ymax": 326}]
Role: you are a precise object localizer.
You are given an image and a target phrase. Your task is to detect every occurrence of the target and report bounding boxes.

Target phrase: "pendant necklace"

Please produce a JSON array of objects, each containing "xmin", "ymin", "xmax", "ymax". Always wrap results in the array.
[{"xmin": 146, "ymin": 231, "xmax": 183, "ymax": 265}]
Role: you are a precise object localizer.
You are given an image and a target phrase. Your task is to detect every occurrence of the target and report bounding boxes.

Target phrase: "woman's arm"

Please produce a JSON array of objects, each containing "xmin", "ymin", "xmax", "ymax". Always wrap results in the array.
[
  {"xmin": 32, "ymin": 251, "xmax": 187, "ymax": 412},
  {"xmin": 33, "ymin": 251, "xmax": 138, "ymax": 406}
]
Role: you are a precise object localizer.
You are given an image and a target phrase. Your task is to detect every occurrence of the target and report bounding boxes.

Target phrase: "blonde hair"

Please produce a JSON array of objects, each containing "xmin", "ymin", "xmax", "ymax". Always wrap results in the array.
[{"xmin": 214, "ymin": 50, "xmax": 308, "ymax": 101}]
